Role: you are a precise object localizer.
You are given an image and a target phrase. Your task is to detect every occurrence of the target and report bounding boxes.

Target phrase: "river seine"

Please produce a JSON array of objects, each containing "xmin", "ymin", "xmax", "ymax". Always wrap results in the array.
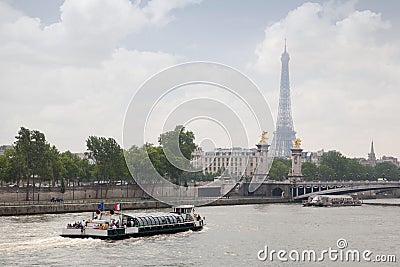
[{"xmin": 0, "ymin": 200, "xmax": 399, "ymax": 266}]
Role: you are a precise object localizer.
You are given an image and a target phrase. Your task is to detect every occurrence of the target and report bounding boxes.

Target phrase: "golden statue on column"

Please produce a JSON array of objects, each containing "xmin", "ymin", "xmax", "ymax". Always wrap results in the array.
[
  {"xmin": 294, "ymin": 138, "xmax": 302, "ymax": 149},
  {"xmin": 259, "ymin": 131, "xmax": 268, "ymax": 144}
]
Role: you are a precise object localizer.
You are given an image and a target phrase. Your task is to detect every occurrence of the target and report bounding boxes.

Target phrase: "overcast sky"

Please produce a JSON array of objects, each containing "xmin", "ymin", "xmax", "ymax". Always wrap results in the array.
[{"xmin": 1, "ymin": 0, "xmax": 399, "ymax": 159}]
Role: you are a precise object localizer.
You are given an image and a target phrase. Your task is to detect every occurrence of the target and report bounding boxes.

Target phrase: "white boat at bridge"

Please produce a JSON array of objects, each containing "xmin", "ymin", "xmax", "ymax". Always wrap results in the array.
[{"xmin": 303, "ymin": 194, "xmax": 362, "ymax": 207}]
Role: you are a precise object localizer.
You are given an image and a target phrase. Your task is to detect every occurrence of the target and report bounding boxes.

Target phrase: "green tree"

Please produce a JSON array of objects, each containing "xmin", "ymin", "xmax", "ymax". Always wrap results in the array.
[
  {"xmin": 14, "ymin": 127, "xmax": 49, "ymax": 200},
  {"xmin": 86, "ymin": 136, "xmax": 127, "ymax": 181},
  {"xmin": 345, "ymin": 159, "xmax": 365, "ymax": 180},
  {"xmin": 0, "ymin": 154, "xmax": 6, "ymax": 185},
  {"xmin": 61, "ymin": 151, "xmax": 82, "ymax": 186},
  {"xmin": 125, "ymin": 126, "xmax": 197, "ymax": 186},
  {"xmin": 374, "ymin": 162, "xmax": 399, "ymax": 180},
  {"xmin": 158, "ymin": 125, "xmax": 196, "ymax": 161},
  {"xmin": 317, "ymin": 164, "xmax": 335, "ymax": 181},
  {"xmin": 79, "ymin": 158, "xmax": 94, "ymax": 182},
  {"xmin": 302, "ymin": 162, "xmax": 318, "ymax": 180},
  {"xmin": 364, "ymin": 165, "xmax": 375, "ymax": 180},
  {"xmin": 146, "ymin": 144, "xmax": 168, "ymax": 177},
  {"xmin": 319, "ymin": 151, "xmax": 347, "ymax": 179},
  {"xmin": 1, "ymin": 148, "xmax": 20, "ymax": 185},
  {"xmin": 268, "ymin": 158, "xmax": 291, "ymax": 180},
  {"xmin": 125, "ymin": 144, "xmax": 153, "ymax": 180},
  {"xmin": 47, "ymin": 145, "xmax": 64, "ymax": 187},
  {"xmin": 60, "ymin": 177, "xmax": 66, "ymax": 193},
  {"xmin": 157, "ymin": 126, "xmax": 197, "ymax": 185}
]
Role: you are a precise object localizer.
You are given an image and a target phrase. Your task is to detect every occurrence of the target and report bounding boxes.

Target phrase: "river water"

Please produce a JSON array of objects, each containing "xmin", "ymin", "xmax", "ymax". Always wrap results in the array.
[{"xmin": 0, "ymin": 201, "xmax": 399, "ymax": 266}]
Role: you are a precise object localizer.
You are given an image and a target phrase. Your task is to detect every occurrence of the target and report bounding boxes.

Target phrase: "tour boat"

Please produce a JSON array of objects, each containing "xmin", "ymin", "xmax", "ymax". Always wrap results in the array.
[
  {"xmin": 60, "ymin": 205, "xmax": 205, "ymax": 240},
  {"xmin": 302, "ymin": 195, "xmax": 362, "ymax": 207}
]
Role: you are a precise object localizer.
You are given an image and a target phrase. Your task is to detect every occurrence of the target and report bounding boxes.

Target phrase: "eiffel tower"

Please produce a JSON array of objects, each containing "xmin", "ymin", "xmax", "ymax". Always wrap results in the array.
[{"xmin": 272, "ymin": 41, "xmax": 296, "ymax": 158}]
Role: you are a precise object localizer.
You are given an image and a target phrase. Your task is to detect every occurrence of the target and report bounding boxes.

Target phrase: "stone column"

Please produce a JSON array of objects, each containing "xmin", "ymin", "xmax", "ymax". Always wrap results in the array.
[
  {"xmin": 255, "ymin": 143, "xmax": 270, "ymax": 176},
  {"xmin": 288, "ymin": 138, "xmax": 303, "ymax": 183}
]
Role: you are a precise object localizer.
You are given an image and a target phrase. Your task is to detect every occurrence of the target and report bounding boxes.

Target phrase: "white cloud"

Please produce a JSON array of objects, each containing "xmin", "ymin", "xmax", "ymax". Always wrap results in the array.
[
  {"xmin": 0, "ymin": 0, "xmax": 198, "ymax": 151},
  {"xmin": 143, "ymin": 0, "xmax": 202, "ymax": 26},
  {"xmin": 0, "ymin": 1, "xmax": 23, "ymax": 24},
  {"xmin": 0, "ymin": 0, "xmax": 200, "ymax": 65},
  {"xmin": 252, "ymin": 1, "xmax": 400, "ymax": 158}
]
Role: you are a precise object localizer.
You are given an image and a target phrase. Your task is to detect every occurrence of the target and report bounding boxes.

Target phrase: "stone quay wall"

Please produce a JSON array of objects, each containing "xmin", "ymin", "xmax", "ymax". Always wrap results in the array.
[{"xmin": 0, "ymin": 184, "xmax": 147, "ymax": 202}]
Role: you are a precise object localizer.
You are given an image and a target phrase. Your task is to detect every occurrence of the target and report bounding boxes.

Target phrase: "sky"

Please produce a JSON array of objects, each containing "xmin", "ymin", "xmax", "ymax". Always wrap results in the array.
[{"xmin": 0, "ymin": 0, "xmax": 399, "ymax": 159}]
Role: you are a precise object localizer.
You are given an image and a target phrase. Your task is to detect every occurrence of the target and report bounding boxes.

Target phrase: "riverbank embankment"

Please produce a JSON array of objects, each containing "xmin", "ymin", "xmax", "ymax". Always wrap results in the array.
[{"xmin": 0, "ymin": 197, "xmax": 291, "ymax": 216}]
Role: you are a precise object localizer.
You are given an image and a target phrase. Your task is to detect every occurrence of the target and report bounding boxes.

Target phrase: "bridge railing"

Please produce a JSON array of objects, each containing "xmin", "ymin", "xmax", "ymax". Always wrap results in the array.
[{"xmin": 263, "ymin": 180, "xmax": 400, "ymax": 186}]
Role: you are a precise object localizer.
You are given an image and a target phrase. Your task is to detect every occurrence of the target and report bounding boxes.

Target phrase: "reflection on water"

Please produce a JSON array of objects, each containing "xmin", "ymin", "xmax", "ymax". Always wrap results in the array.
[{"xmin": 0, "ymin": 201, "xmax": 399, "ymax": 266}]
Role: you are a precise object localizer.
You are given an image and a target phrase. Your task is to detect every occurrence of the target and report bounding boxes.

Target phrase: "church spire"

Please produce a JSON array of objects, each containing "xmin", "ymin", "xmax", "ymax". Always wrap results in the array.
[
  {"xmin": 368, "ymin": 140, "xmax": 376, "ymax": 167},
  {"xmin": 370, "ymin": 140, "xmax": 375, "ymax": 154}
]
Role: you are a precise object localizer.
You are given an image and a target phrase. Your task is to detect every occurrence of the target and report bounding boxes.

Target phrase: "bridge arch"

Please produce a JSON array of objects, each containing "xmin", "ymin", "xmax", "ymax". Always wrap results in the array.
[{"xmin": 272, "ymin": 187, "xmax": 284, "ymax": 197}]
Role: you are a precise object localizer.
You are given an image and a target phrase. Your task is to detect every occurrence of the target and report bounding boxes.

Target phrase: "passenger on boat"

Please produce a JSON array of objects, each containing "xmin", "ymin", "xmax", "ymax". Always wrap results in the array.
[{"xmin": 68, "ymin": 221, "xmax": 83, "ymax": 229}]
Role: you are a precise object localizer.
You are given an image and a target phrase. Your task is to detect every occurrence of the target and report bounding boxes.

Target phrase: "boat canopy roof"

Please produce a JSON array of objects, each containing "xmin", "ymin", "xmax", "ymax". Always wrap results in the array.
[
  {"xmin": 121, "ymin": 212, "xmax": 187, "ymax": 227},
  {"xmin": 123, "ymin": 212, "xmax": 182, "ymax": 218}
]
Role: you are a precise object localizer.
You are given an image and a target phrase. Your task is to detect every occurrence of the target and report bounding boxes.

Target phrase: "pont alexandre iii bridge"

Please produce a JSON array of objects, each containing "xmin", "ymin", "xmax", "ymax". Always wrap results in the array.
[
  {"xmin": 233, "ymin": 139, "xmax": 400, "ymax": 201},
  {"xmin": 238, "ymin": 180, "xmax": 400, "ymax": 201}
]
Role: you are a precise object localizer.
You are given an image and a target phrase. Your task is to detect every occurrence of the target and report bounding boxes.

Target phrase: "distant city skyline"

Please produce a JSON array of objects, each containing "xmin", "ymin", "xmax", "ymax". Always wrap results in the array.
[{"xmin": 0, "ymin": 0, "xmax": 400, "ymax": 159}]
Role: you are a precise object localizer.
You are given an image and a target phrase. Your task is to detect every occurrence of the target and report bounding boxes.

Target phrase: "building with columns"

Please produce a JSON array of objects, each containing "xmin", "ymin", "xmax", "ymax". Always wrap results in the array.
[{"xmin": 191, "ymin": 147, "xmax": 259, "ymax": 177}]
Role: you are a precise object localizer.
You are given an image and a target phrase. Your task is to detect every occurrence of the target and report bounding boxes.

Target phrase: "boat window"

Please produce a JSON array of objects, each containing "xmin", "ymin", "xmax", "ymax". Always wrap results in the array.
[
  {"xmin": 170, "ymin": 216, "xmax": 177, "ymax": 224},
  {"xmin": 149, "ymin": 217, "xmax": 156, "ymax": 225},
  {"xmin": 160, "ymin": 216, "xmax": 166, "ymax": 224},
  {"xmin": 138, "ymin": 217, "xmax": 146, "ymax": 226},
  {"xmin": 165, "ymin": 216, "xmax": 171, "ymax": 224},
  {"xmin": 154, "ymin": 217, "xmax": 162, "ymax": 225},
  {"xmin": 175, "ymin": 216, "xmax": 180, "ymax": 223}
]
